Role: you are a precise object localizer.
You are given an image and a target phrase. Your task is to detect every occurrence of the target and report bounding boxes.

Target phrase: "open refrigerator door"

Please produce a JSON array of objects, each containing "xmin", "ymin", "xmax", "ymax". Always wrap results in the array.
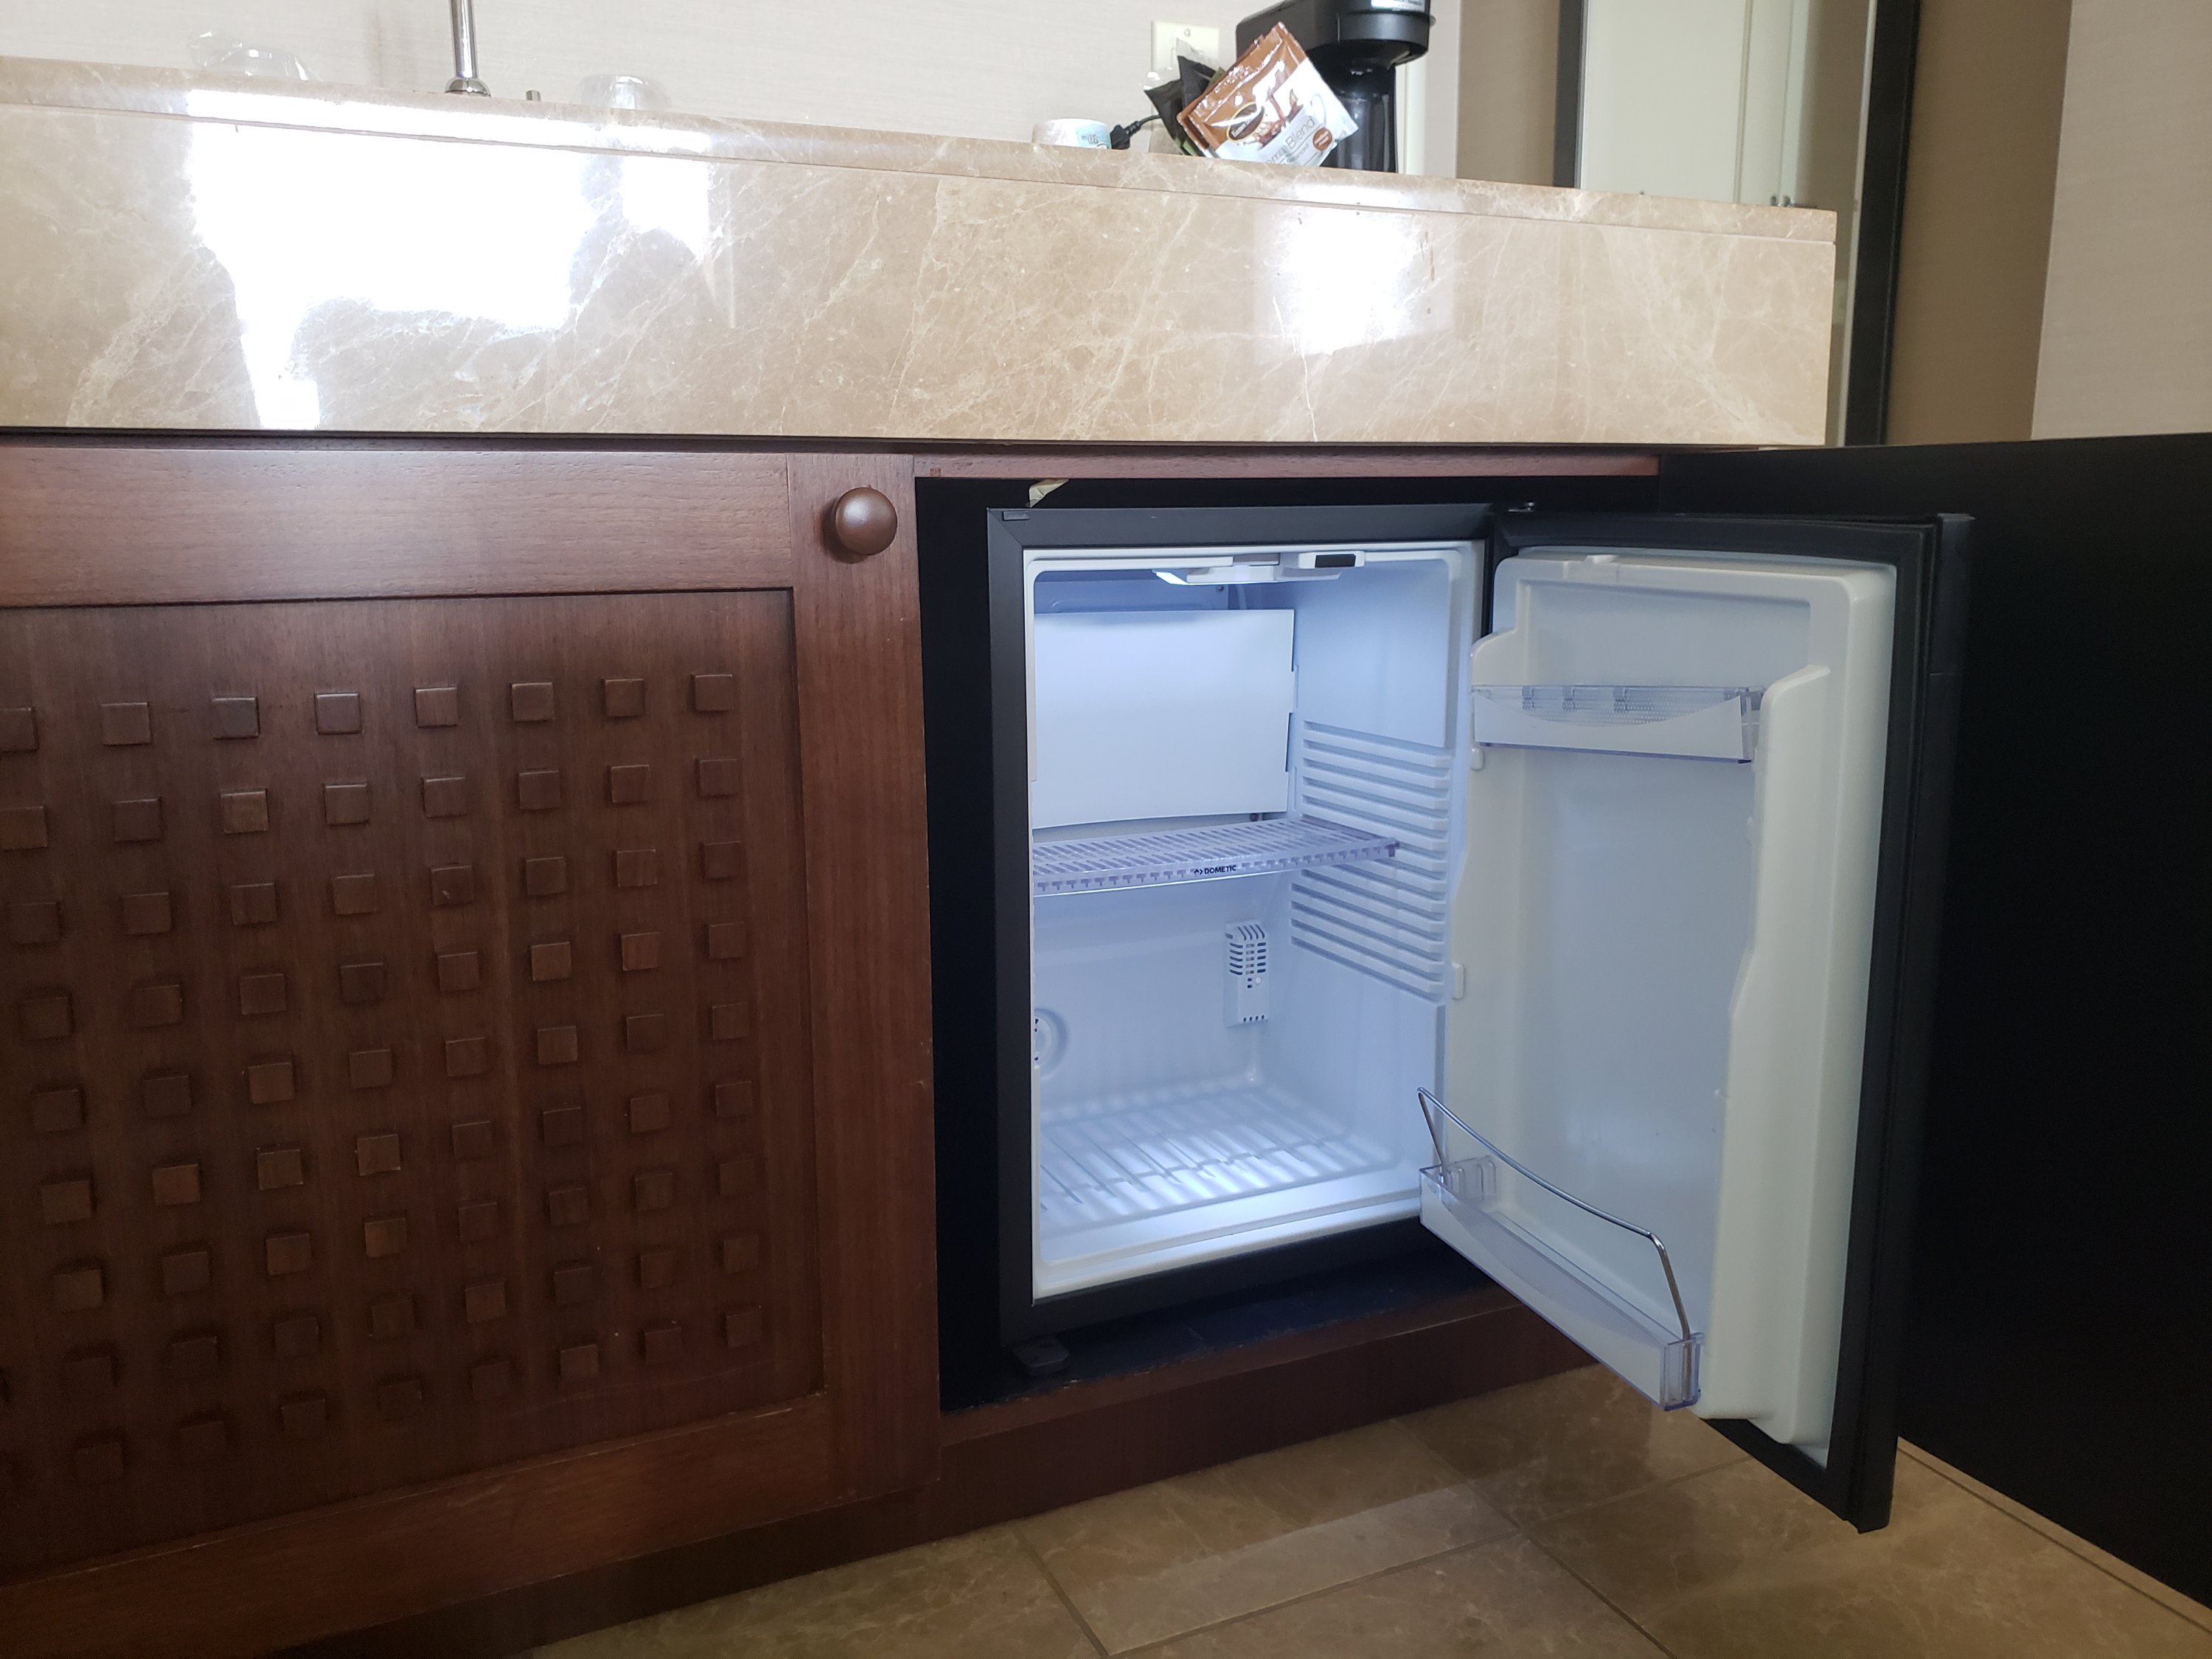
[{"xmin": 1425, "ymin": 542, "xmax": 1896, "ymax": 1459}]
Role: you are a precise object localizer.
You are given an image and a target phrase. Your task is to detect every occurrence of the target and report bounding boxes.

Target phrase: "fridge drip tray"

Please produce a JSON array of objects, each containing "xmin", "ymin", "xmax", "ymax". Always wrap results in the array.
[
  {"xmin": 1033, "ymin": 816, "xmax": 1397, "ymax": 897},
  {"xmin": 1038, "ymin": 1081, "xmax": 1399, "ymax": 1241}
]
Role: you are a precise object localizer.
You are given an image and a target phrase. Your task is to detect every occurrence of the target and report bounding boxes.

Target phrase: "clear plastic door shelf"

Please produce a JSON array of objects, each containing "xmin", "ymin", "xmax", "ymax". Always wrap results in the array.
[{"xmin": 1470, "ymin": 684, "xmax": 1764, "ymax": 762}]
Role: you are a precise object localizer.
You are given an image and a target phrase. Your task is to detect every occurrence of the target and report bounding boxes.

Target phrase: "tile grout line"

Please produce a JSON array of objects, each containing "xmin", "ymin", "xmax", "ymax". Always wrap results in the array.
[
  {"xmin": 1020, "ymin": 1391, "xmax": 1739, "ymax": 1659},
  {"xmin": 1897, "ymin": 1444, "xmax": 2212, "ymax": 1636},
  {"xmin": 1103, "ymin": 1478, "xmax": 1531, "ymax": 1659},
  {"xmin": 1549, "ymin": 1455, "xmax": 1750, "ymax": 1517},
  {"xmin": 1513, "ymin": 1526, "xmax": 1693, "ymax": 1659},
  {"xmin": 1503, "ymin": 1438, "xmax": 2212, "ymax": 1655},
  {"xmin": 1108, "ymin": 1535, "xmax": 1508, "ymax": 1658},
  {"xmin": 1395, "ymin": 1408, "xmax": 1750, "ymax": 1528},
  {"xmin": 1015, "ymin": 1528, "xmax": 1113, "ymax": 1658},
  {"xmin": 1448, "ymin": 1446, "xmax": 1750, "ymax": 1532},
  {"xmin": 1420, "ymin": 1446, "xmax": 1754, "ymax": 1659}
]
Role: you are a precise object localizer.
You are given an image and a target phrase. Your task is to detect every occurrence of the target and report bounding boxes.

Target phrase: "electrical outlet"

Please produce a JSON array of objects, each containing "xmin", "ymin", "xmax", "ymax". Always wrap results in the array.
[{"xmin": 1151, "ymin": 21, "xmax": 1222, "ymax": 80}]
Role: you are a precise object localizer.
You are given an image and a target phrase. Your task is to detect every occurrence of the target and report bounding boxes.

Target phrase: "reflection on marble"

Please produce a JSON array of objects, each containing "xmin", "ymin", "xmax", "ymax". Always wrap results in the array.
[
  {"xmin": 1405, "ymin": 1361, "xmax": 1745, "ymax": 1525},
  {"xmin": 1143, "ymin": 1536, "xmax": 1666, "ymax": 1658},
  {"xmin": 532, "ymin": 1527, "xmax": 1094, "ymax": 1659},
  {"xmin": 1015, "ymin": 1419, "xmax": 1512, "ymax": 1652},
  {"xmin": 1, "ymin": 56, "xmax": 1834, "ymax": 242},
  {"xmin": 0, "ymin": 58, "xmax": 1837, "ymax": 445},
  {"xmin": 1531, "ymin": 1455, "xmax": 2212, "ymax": 1659}
]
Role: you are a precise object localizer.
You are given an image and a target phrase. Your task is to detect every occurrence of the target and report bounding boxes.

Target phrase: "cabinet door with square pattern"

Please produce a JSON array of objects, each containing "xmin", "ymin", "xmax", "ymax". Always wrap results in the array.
[{"xmin": 0, "ymin": 444, "xmax": 935, "ymax": 1654}]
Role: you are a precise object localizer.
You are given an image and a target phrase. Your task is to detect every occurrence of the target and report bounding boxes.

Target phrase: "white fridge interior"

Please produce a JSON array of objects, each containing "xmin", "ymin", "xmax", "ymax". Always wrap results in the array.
[
  {"xmin": 1026, "ymin": 543, "xmax": 1475, "ymax": 1302},
  {"xmin": 1022, "ymin": 532, "xmax": 1895, "ymax": 1459}
]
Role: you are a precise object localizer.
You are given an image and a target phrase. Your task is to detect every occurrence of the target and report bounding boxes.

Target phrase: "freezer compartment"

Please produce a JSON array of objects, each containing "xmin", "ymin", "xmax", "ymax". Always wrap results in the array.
[
  {"xmin": 1032, "ymin": 608, "xmax": 1295, "ymax": 828},
  {"xmin": 1030, "ymin": 877, "xmax": 1435, "ymax": 1299}
]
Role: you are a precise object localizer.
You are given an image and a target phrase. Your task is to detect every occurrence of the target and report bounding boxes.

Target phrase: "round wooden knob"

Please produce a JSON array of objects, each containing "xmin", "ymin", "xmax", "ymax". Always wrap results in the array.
[{"xmin": 827, "ymin": 487, "xmax": 898, "ymax": 557}]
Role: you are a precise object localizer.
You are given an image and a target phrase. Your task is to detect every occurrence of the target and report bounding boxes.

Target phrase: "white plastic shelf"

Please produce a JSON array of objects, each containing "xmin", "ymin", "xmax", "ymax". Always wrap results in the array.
[
  {"xmin": 1038, "ymin": 1082, "xmax": 1399, "ymax": 1239},
  {"xmin": 1470, "ymin": 684, "xmax": 1763, "ymax": 762},
  {"xmin": 1032, "ymin": 816, "xmax": 1399, "ymax": 897}
]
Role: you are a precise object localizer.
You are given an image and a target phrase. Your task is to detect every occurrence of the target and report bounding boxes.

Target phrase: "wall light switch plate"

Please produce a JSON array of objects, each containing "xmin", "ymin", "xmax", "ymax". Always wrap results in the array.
[{"xmin": 1152, "ymin": 21, "xmax": 1222, "ymax": 80}]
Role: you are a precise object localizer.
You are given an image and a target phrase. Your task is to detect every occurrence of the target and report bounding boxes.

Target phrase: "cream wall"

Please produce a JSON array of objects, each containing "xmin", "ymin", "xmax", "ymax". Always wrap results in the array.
[
  {"xmin": 1577, "ymin": 0, "xmax": 1753, "ymax": 203},
  {"xmin": 1884, "ymin": 0, "xmax": 2072, "ymax": 445},
  {"xmin": 2032, "ymin": 0, "xmax": 2212, "ymax": 439},
  {"xmin": 1454, "ymin": 0, "xmax": 1554, "ymax": 187},
  {"xmin": 0, "ymin": 0, "xmax": 1458, "ymax": 169}
]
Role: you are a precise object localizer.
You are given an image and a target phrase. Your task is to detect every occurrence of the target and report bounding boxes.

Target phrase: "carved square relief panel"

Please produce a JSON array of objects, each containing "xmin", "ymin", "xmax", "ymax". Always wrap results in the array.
[{"xmin": 0, "ymin": 594, "xmax": 815, "ymax": 1574}]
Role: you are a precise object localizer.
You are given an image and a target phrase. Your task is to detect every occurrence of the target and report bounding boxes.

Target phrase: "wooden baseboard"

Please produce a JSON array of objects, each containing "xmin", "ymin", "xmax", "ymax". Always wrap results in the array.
[{"xmin": 283, "ymin": 1287, "xmax": 1585, "ymax": 1658}]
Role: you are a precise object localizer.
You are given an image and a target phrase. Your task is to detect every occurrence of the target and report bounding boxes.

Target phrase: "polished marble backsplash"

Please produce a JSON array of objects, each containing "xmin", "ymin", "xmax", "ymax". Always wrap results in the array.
[{"xmin": 0, "ymin": 59, "xmax": 1837, "ymax": 445}]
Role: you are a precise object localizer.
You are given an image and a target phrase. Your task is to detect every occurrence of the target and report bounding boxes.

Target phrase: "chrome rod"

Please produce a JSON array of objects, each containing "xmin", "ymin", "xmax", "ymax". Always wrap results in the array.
[
  {"xmin": 1417, "ymin": 1088, "xmax": 1694, "ymax": 1346},
  {"xmin": 447, "ymin": 0, "xmax": 489, "ymax": 94}
]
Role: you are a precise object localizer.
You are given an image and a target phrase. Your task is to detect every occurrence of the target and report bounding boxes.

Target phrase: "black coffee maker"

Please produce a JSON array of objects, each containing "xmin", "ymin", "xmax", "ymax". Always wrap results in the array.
[{"xmin": 1235, "ymin": 0, "xmax": 1433, "ymax": 172}]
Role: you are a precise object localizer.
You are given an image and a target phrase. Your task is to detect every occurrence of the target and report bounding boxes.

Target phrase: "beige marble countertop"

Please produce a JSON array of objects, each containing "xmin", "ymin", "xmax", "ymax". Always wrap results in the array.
[{"xmin": 0, "ymin": 58, "xmax": 1837, "ymax": 445}]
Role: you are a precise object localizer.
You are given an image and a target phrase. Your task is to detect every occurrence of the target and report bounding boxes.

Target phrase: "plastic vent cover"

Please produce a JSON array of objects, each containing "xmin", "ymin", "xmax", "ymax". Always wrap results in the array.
[{"xmin": 1224, "ymin": 922, "xmax": 1269, "ymax": 1025}]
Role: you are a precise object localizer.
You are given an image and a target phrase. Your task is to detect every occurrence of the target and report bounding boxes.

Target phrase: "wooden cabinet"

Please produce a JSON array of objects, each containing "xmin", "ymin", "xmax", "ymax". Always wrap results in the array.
[{"xmin": 0, "ymin": 443, "xmax": 936, "ymax": 1657}]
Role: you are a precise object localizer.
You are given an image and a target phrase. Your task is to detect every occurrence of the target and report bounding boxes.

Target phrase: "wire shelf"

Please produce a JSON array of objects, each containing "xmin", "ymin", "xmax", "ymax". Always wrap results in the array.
[{"xmin": 1032, "ymin": 816, "xmax": 1398, "ymax": 897}]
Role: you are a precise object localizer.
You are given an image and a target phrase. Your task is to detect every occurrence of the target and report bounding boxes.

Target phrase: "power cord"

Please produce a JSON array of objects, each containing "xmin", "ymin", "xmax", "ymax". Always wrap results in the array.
[{"xmin": 1108, "ymin": 113, "xmax": 1162, "ymax": 150}]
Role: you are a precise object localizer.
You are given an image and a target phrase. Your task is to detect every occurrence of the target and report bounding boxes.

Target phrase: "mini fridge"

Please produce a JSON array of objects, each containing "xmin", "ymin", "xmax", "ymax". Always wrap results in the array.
[{"xmin": 931, "ymin": 498, "xmax": 1965, "ymax": 1528}]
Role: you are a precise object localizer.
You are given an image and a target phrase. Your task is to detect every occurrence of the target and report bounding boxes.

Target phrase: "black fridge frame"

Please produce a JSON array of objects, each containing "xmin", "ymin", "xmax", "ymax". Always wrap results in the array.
[{"xmin": 958, "ymin": 497, "xmax": 1966, "ymax": 1531}]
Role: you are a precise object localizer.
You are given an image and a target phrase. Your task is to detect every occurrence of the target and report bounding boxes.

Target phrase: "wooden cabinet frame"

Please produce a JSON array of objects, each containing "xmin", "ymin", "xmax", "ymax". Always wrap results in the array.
[{"xmin": 0, "ymin": 441, "xmax": 936, "ymax": 1658}]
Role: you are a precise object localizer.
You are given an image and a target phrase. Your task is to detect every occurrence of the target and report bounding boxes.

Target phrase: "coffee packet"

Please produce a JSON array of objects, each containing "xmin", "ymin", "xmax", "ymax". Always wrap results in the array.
[{"xmin": 1177, "ymin": 24, "xmax": 1356, "ymax": 167}]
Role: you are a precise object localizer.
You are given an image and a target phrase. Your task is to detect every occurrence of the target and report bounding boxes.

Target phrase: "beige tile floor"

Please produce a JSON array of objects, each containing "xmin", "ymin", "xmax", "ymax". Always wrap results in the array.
[{"xmin": 538, "ymin": 1366, "xmax": 2212, "ymax": 1658}]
